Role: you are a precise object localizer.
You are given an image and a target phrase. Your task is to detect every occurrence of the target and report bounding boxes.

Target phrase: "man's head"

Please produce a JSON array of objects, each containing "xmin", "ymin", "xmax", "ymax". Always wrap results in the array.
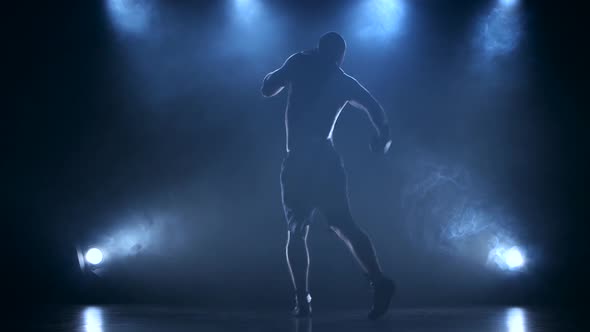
[{"xmin": 318, "ymin": 32, "xmax": 346, "ymax": 66}]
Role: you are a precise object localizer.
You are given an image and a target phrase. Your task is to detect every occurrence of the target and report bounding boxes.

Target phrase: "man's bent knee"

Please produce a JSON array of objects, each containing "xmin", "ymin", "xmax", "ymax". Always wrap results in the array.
[
  {"xmin": 325, "ymin": 211, "xmax": 358, "ymax": 232},
  {"xmin": 288, "ymin": 225, "xmax": 309, "ymax": 242},
  {"xmin": 330, "ymin": 221, "xmax": 365, "ymax": 242}
]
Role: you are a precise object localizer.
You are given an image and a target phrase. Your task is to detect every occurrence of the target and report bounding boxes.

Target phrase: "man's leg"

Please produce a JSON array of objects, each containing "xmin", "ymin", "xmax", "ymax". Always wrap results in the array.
[
  {"xmin": 326, "ymin": 210, "xmax": 383, "ymax": 281},
  {"xmin": 281, "ymin": 155, "xmax": 313, "ymax": 317},
  {"xmin": 327, "ymin": 210, "xmax": 395, "ymax": 319},
  {"xmin": 287, "ymin": 225, "xmax": 310, "ymax": 294},
  {"xmin": 318, "ymin": 153, "xmax": 386, "ymax": 284},
  {"xmin": 322, "ymin": 192, "xmax": 395, "ymax": 320},
  {"xmin": 286, "ymin": 225, "xmax": 311, "ymax": 317}
]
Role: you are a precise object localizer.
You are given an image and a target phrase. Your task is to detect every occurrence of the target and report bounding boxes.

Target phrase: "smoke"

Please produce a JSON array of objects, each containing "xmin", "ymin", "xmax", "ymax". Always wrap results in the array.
[
  {"xmin": 475, "ymin": 4, "xmax": 523, "ymax": 59},
  {"xmin": 95, "ymin": 210, "xmax": 185, "ymax": 261},
  {"xmin": 106, "ymin": 0, "xmax": 157, "ymax": 36},
  {"xmin": 353, "ymin": 0, "xmax": 407, "ymax": 42},
  {"xmin": 400, "ymin": 152, "xmax": 525, "ymax": 269}
]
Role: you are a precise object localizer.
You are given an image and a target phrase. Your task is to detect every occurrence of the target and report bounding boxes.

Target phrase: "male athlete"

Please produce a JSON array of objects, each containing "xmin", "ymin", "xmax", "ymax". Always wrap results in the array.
[{"xmin": 261, "ymin": 32, "xmax": 395, "ymax": 320}]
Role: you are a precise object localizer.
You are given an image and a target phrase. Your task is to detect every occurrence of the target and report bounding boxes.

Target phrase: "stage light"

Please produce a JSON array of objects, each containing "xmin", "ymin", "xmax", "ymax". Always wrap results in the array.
[
  {"xmin": 356, "ymin": 0, "xmax": 406, "ymax": 40},
  {"xmin": 488, "ymin": 244, "xmax": 525, "ymax": 270},
  {"xmin": 500, "ymin": 0, "xmax": 518, "ymax": 7},
  {"xmin": 85, "ymin": 248, "xmax": 104, "ymax": 265},
  {"xmin": 504, "ymin": 246, "xmax": 524, "ymax": 269},
  {"xmin": 106, "ymin": 0, "xmax": 152, "ymax": 34},
  {"xmin": 477, "ymin": 0, "xmax": 522, "ymax": 58},
  {"xmin": 232, "ymin": 0, "xmax": 262, "ymax": 23}
]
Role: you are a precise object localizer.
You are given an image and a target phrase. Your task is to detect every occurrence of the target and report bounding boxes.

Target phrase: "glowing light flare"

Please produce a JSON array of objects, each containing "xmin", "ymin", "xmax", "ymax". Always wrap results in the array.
[
  {"xmin": 85, "ymin": 248, "xmax": 104, "ymax": 265},
  {"xmin": 489, "ymin": 245, "xmax": 525, "ymax": 270},
  {"xmin": 505, "ymin": 246, "xmax": 525, "ymax": 268}
]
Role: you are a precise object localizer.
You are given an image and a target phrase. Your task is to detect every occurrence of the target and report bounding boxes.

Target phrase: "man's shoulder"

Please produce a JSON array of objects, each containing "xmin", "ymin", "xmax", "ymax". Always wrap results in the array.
[
  {"xmin": 339, "ymin": 68, "xmax": 355, "ymax": 80},
  {"xmin": 290, "ymin": 50, "xmax": 316, "ymax": 61},
  {"xmin": 339, "ymin": 69, "xmax": 359, "ymax": 87},
  {"xmin": 300, "ymin": 48, "xmax": 317, "ymax": 57},
  {"xmin": 284, "ymin": 51, "xmax": 307, "ymax": 69}
]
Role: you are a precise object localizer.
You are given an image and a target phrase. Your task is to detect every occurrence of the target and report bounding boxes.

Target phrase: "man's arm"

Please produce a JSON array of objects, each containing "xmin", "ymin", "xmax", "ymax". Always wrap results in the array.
[
  {"xmin": 347, "ymin": 77, "xmax": 390, "ymax": 141},
  {"xmin": 261, "ymin": 53, "xmax": 300, "ymax": 97}
]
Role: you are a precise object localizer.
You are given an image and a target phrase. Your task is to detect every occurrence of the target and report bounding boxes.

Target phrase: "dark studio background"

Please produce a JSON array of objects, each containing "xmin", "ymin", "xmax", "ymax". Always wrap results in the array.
[{"xmin": 7, "ymin": 0, "xmax": 587, "ymax": 309}]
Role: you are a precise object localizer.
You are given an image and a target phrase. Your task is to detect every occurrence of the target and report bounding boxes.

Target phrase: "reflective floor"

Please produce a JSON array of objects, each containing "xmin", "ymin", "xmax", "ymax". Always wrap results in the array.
[{"xmin": 27, "ymin": 306, "xmax": 576, "ymax": 332}]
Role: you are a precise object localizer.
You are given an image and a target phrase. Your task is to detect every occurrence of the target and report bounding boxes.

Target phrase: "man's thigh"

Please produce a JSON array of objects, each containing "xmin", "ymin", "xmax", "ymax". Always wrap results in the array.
[
  {"xmin": 281, "ymin": 159, "xmax": 314, "ymax": 234},
  {"xmin": 315, "ymin": 166, "xmax": 357, "ymax": 230}
]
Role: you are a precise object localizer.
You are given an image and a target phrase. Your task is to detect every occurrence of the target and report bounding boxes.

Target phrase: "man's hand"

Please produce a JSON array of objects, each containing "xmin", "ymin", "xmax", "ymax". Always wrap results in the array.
[
  {"xmin": 370, "ymin": 124, "xmax": 392, "ymax": 154},
  {"xmin": 347, "ymin": 77, "xmax": 391, "ymax": 154}
]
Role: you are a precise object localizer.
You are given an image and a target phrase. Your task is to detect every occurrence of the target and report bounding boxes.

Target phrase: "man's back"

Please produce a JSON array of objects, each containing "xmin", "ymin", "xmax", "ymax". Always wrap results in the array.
[
  {"xmin": 285, "ymin": 50, "xmax": 352, "ymax": 151},
  {"xmin": 262, "ymin": 46, "xmax": 389, "ymax": 154}
]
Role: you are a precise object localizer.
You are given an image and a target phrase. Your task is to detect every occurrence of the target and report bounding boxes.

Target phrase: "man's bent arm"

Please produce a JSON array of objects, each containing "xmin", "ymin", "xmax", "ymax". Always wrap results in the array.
[
  {"xmin": 348, "ymin": 78, "xmax": 389, "ymax": 138},
  {"xmin": 261, "ymin": 53, "xmax": 299, "ymax": 97}
]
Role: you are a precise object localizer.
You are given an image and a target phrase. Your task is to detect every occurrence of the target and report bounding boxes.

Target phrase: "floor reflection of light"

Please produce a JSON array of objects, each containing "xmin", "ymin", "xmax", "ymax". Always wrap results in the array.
[
  {"xmin": 294, "ymin": 318, "xmax": 312, "ymax": 332},
  {"xmin": 83, "ymin": 307, "xmax": 104, "ymax": 332},
  {"xmin": 506, "ymin": 307, "xmax": 527, "ymax": 332}
]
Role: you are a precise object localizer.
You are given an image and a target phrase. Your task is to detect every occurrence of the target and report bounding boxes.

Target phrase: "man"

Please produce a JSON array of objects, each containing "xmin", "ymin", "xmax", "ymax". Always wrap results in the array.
[{"xmin": 261, "ymin": 32, "xmax": 395, "ymax": 320}]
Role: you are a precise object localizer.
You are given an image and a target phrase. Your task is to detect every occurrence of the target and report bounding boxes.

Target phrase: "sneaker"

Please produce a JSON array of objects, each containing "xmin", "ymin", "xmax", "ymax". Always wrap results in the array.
[
  {"xmin": 292, "ymin": 293, "xmax": 312, "ymax": 318},
  {"xmin": 368, "ymin": 277, "xmax": 395, "ymax": 320}
]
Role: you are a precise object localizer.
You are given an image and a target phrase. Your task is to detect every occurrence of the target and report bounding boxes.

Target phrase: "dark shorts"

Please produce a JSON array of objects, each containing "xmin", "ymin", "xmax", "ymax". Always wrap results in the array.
[{"xmin": 280, "ymin": 145, "xmax": 353, "ymax": 233}]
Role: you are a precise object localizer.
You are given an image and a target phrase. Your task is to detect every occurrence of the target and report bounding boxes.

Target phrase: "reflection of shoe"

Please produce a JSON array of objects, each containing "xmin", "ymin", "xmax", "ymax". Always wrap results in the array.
[
  {"xmin": 292, "ymin": 293, "xmax": 312, "ymax": 318},
  {"xmin": 368, "ymin": 277, "xmax": 395, "ymax": 320}
]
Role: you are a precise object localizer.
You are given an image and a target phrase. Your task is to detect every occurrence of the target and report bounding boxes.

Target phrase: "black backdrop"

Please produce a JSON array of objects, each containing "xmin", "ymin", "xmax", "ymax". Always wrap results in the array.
[{"xmin": 8, "ymin": 0, "xmax": 586, "ymax": 308}]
